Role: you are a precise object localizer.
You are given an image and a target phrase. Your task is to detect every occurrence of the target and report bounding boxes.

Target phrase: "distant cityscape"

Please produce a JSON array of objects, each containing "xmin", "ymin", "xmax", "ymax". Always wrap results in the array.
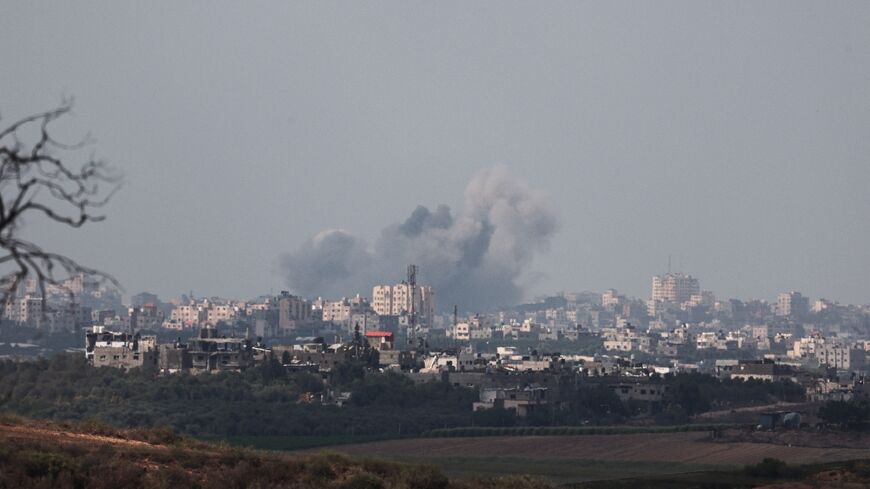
[{"xmin": 2, "ymin": 265, "xmax": 868, "ymax": 410}]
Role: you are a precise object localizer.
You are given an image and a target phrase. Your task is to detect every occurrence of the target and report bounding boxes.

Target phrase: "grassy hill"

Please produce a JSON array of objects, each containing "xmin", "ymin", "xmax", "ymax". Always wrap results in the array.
[
  {"xmin": 0, "ymin": 414, "xmax": 549, "ymax": 489},
  {"xmin": 2, "ymin": 414, "xmax": 869, "ymax": 488}
]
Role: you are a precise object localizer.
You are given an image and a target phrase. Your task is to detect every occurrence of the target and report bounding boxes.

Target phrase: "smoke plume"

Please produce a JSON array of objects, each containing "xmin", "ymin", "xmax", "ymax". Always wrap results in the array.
[{"xmin": 280, "ymin": 166, "xmax": 559, "ymax": 310}]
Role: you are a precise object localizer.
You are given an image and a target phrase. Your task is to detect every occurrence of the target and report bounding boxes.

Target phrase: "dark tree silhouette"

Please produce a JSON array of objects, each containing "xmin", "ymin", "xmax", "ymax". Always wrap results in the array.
[{"xmin": 0, "ymin": 101, "xmax": 120, "ymax": 304}]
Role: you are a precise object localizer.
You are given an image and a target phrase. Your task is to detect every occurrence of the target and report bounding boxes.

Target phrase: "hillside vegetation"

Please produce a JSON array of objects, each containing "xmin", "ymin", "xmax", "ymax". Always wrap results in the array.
[
  {"xmin": 0, "ymin": 353, "xmax": 804, "ymax": 438},
  {"xmin": 2, "ymin": 415, "xmax": 870, "ymax": 489},
  {"xmin": 0, "ymin": 415, "xmax": 551, "ymax": 489}
]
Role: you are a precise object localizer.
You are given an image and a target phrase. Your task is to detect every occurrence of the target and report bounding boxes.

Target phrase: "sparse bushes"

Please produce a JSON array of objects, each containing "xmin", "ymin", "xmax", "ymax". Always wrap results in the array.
[
  {"xmin": 400, "ymin": 464, "xmax": 448, "ymax": 489},
  {"xmin": 743, "ymin": 457, "xmax": 802, "ymax": 479},
  {"xmin": 339, "ymin": 473, "xmax": 386, "ymax": 489},
  {"xmin": 451, "ymin": 476, "xmax": 553, "ymax": 489},
  {"xmin": 0, "ymin": 418, "xmax": 460, "ymax": 489}
]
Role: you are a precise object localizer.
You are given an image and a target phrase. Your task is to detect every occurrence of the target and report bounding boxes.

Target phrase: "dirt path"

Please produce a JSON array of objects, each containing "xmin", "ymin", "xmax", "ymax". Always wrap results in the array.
[{"xmin": 0, "ymin": 422, "xmax": 160, "ymax": 449}]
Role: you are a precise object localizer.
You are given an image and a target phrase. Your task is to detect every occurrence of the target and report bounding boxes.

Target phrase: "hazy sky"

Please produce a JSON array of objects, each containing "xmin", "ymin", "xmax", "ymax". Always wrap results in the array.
[{"xmin": 2, "ymin": 2, "xmax": 869, "ymax": 306}]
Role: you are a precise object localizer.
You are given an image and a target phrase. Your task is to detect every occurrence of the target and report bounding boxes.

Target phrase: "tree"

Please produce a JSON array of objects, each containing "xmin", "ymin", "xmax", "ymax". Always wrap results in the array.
[
  {"xmin": 0, "ymin": 101, "xmax": 119, "ymax": 304},
  {"xmin": 818, "ymin": 400, "xmax": 870, "ymax": 429}
]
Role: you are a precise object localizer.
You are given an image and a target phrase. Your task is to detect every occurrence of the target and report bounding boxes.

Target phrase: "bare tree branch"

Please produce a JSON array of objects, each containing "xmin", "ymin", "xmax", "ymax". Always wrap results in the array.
[{"xmin": 0, "ymin": 101, "xmax": 121, "ymax": 314}]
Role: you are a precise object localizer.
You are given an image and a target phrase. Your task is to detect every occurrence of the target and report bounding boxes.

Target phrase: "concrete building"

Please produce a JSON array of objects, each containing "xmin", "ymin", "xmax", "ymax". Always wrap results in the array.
[
  {"xmin": 170, "ymin": 303, "xmax": 206, "ymax": 327},
  {"xmin": 473, "ymin": 386, "xmax": 549, "ymax": 417},
  {"xmin": 87, "ymin": 327, "xmax": 158, "ymax": 372},
  {"xmin": 277, "ymin": 291, "xmax": 311, "ymax": 334},
  {"xmin": 128, "ymin": 303, "xmax": 164, "ymax": 331},
  {"xmin": 777, "ymin": 291, "xmax": 809, "ymax": 318},
  {"xmin": 817, "ymin": 344, "xmax": 866, "ymax": 370},
  {"xmin": 158, "ymin": 343, "xmax": 191, "ymax": 374},
  {"xmin": 187, "ymin": 327, "xmax": 254, "ymax": 373},
  {"xmin": 372, "ymin": 283, "xmax": 435, "ymax": 329},
  {"xmin": 3, "ymin": 295, "xmax": 44, "ymax": 328},
  {"xmin": 730, "ymin": 359, "xmax": 798, "ymax": 382},
  {"xmin": 651, "ymin": 273, "xmax": 700, "ymax": 304},
  {"xmin": 92, "ymin": 342, "xmax": 158, "ymax": 371},
  {"xmin": 601, "ymin": 289, "xmax": 623, "ymax": 309},
  {"xmin": 317, "ymin": 295, "xmax": 370, "ymax": 330},
  {"xmin": 610, "ymin": 383, "xmax": 670, "ymax": 403}
]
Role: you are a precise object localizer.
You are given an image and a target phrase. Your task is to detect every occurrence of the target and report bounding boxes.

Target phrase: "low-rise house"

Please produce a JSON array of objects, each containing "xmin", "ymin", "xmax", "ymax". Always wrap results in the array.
[
  {"xmin": 187, "ymin": 327, "xmax": 254, "ymax": 373},
  {"xmin": 364, "ymin": 331, "xmax": 413, "ymax": 369},
  {"xmin": 609, "ymin": 382, "xmax": 670, "ymax": 403},
  {"xmin": 473, "ymin": 386, "xmax": 549, "ymax": 417},
  {"xmin": 421, "ymin": 348, "xmax": 481, "ymax": 373},
  {"xmin": 87, "ymin": 328, "xmax": 158, "ymax": 372},
  {"xmin": 730, "ymin": 359, "xmax": 798, "ymax": 383},
  {"xmin": 158, "ymin": 342, "xmax": 191, "ymax": 374}
]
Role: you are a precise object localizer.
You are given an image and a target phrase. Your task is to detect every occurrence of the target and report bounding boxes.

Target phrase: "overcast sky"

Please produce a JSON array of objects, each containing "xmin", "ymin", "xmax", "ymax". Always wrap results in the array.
[{"xmin": 2, "ymin": 2, "xmax": 869, "ymax": 306}]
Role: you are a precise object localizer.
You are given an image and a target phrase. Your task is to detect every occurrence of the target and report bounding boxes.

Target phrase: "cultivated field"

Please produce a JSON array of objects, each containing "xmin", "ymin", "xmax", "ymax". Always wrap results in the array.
[
  {"xmin": 314, "ymin": 431, "xmax": 870, "ymax": 483},
  {"xmin": 324, "ymin": 432, "xmax": 870, "ymax": 465}
]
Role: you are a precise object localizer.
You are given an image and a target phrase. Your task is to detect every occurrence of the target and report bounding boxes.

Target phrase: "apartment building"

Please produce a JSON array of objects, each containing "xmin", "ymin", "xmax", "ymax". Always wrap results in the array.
[
  {"xmin": 777, "ymin": 291, "xmax": 809, "ymax": 317},
  {"xmin": 651, "ymin": 273, "xmax": 700, "ymax": 304},
  {"xmin": 372, "ymin": 283, "xmax": 435, "ymax": 328},
  {"xmin": 277, "ymin": 291, "xmax": 311, "ymax": 333}
]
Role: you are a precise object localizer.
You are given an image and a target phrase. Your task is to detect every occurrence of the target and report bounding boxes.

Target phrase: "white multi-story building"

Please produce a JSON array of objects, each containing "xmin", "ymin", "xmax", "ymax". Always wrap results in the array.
[
  {"xmin": 788, "ymin": 334, "xmax": 826, "ymax": 359},
  {"xmin": 170, "ymin": 304, "xmax": 205, "ymax": 327},
  {"xmin": 372, "ymin": 283, "xmax": 434, "ymax": 328},
  {"xmin": 601, "ymin": 289, "xmax": 622, "ymax": 309},
  {"xmin": 277, "ymin": 292, "xmax": 311, "ymax": 332},
  {"xmin": 3, "ymin": 295, "xmax": 44, "ymax": 327},
  {"xmin": 318, "ymin": 295, "xmax": 371, "ymax": 330},
  {"xmin": 602, "ymin": 324, "xmax": 652, "ymax": 353},
  {"xmin": 206, "ymin": 303, "xmax": 238, "ymax": 325},
  {"xmin": 651, "ymin": 273, "xmax": 700, "ymax": 304}
]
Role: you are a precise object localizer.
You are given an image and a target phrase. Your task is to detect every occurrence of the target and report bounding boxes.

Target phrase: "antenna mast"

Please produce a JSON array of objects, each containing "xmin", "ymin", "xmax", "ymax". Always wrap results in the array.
[
  {"xmin": 453, "ymin": 304, "xmax": 458, "ymax": 347},
  {"xmin": 407, "ymin": 264, "xmax": 417, "ymax": 346}
]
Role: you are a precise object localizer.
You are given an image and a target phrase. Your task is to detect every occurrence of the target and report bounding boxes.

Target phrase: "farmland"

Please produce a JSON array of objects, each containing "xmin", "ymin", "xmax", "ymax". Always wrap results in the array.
[{"xmin": 311, "ymin": 431, "xmax": 870, "ymax": 483}]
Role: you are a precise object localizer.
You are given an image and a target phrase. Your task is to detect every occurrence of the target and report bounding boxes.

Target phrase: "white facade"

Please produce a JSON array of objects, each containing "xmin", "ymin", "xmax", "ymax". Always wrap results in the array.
[
  {"xmin": 372, "ymin": 283, "xmax": 434, "ymax": 328},
  {"xmin": 651, "ymin": 273, "xmax": 700, "ymax": 304}
]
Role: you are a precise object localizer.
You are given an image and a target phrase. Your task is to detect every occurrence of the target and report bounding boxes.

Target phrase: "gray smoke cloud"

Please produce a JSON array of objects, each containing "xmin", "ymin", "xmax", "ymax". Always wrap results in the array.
[{"xmin": 280, "ymin": 166, "xmax": 559, "ymax": 310}]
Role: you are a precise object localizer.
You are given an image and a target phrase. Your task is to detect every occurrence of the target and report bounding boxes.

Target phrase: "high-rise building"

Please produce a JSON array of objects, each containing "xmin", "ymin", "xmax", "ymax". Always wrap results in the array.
[
  {"xmin": 776, "ymin": 291, "xmax": 809, "ymax": 317},
  {"xmin": 372, "ymin": 283, "xmax": 435, "ymax": 329},
  {"xmin": 601, "ymin": 289, "xmax": 623, "ymax": 309},
  {"xmin": 651, "ymin": 273, "xmax": 700, "ymax": 304},
  {"xmin": 3, "ymin": 295, "xmax": 44, "ymax": 327}
]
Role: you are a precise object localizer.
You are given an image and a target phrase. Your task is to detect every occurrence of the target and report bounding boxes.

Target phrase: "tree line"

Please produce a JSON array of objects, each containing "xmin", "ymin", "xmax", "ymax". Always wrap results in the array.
[{"xmin": 0, "ymin": 353, "xmax": 806, "ymax": 437}]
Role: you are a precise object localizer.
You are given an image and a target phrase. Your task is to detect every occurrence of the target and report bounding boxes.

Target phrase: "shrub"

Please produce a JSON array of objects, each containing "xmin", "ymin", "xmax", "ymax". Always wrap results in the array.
[
  {"xmin": 743, "ymin": 457, "xmax": 801, "ymax": 478},
  {"xmin": 304, "ymin": 456, "xmax": 336, "ymax": 482},
  {"xmin": 400, "ymin": 464, "xmax": 448, "ymax": 489},
  {"xmin": 338, "ymin": 473, "xmax": 385, "ymax": 489}
]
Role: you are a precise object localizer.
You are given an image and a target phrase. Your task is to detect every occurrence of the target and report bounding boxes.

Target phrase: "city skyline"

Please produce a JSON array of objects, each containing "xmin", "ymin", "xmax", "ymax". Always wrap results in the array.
[{"xmin": 2, "ymin": 3, "xmax": 869, "ymax": 305}]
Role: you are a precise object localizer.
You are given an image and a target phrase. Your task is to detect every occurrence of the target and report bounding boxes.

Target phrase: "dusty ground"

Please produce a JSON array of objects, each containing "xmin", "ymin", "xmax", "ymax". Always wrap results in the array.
[
  {"xmin": 320, "ymin": 432, "xmax": 870, "ymax": 466},
  {"xmin": 0, "ymin": 422, "xmax": 159, "ymax": 449}
]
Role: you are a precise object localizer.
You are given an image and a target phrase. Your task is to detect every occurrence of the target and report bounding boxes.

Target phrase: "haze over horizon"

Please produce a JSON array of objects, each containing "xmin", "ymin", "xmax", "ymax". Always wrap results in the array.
[{"xmin": 2, "ymin": 3, "xmax": 869, "ymax": 306}]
